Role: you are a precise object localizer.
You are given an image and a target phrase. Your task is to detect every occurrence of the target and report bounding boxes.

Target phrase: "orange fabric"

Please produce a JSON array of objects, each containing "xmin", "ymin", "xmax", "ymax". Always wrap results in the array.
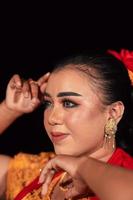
[
  {"xmin": 8, "ymin": 148, "xmax": 133, "ymax": 200},
  {"xmin": 6, "ymin": 152, "xmax": 55, "ymax": 200}
]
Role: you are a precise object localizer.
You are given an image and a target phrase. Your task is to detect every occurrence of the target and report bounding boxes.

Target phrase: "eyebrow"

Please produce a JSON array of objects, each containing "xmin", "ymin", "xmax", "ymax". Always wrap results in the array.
[{"xmin": 44, "ymin": 92, "xmax": 82, "ymax": 97}]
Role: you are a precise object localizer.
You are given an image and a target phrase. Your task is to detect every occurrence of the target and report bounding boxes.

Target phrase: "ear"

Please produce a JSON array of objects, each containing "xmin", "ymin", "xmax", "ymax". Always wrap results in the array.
[{"xmin": 108, "ymin": 101, "xmax": 125, "ymax": 124}]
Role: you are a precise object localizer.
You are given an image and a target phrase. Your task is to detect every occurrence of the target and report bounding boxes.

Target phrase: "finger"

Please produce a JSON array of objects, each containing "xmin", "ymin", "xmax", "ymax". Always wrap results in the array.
[
  {"xmin": 65, "ymin": 186, "xmax": 88, "ymax": 200},
  {"xmin": 9, "ymin": 74, "xmax": 22, "ymax": 89},
  {"xmin": 22, "ymin": 81, "xmax": 30, "ymax": 98},
  {"xmin": 30, "ymin": 98, "xmax": 41, "ymax": 109},
  {"xmin": 29, "ymin": 79, "xmax": 39, "ymax": 99},
  {"xmin": 66, "ymin": 190, "xmax": 82, "ymax": 200},
  {"xmin": 39, "ymin": 160, "xmax": 55, "ymax": 184},
  {"xmin": 39, "ymin": 157, "xmax": 63, "ymax": 184},
  {"xmin": 41, "ymin": 169, "xmax": 55, "ymax": 197},
  {"xmin": 37, "ymin": 72, "xmax": 50, "ymax": 87},
  {"xmin": 39, "ymin": 155, "xmax": 77, "ymax": 184},
  {"xmin": 13, "ymin": 89, "xmax": 22, "ymax": 103},
  {"xmin": 65, "ymin": 187, "xmax": 79, "ymax": 200},
  {"xmin": 40, "ymin": 82, "xmax": 47, "ymax": 94}
]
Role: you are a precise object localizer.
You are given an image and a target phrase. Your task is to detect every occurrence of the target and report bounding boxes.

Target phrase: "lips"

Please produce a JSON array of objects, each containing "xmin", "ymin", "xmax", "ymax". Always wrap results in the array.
[{"xmin": 50, "ymin": 132, "xmax": 69, "ymax": 143}]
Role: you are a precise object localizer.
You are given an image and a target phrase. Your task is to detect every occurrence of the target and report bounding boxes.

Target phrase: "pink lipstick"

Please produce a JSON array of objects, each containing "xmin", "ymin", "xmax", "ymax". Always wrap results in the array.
[{"xmin": 51, "ymin": 132, "xmax": 69, "ymax": 143}]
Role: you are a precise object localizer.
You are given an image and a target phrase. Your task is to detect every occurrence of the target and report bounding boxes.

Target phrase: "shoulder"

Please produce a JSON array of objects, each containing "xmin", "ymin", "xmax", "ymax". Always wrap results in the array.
[
  {"xmin": 0, "ymin": 155, "xmax": 11, "ymax": 199},
  {"xmin": 6, "ymin": 152, "xmax": 55, "ymax": 200}
]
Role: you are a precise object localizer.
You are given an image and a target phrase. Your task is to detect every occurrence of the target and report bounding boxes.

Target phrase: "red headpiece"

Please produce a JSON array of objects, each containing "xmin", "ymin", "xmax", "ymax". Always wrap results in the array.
[{"xmin": 108, "ymin": 49, "xmax": 133, "ymax": 85}]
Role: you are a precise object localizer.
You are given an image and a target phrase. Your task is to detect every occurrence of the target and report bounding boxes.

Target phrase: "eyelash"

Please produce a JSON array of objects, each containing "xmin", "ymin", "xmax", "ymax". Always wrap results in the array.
[
  {"xmin": 42, "ymin": 100, "xmax": 52, "ymax": 110},
  {"xmin": 62, "ymin": 98, "xmax": 79, "ymax": 108},
  {"xmin": 42, "ymin": 98, "xmax": 79, "ymax": 109}
]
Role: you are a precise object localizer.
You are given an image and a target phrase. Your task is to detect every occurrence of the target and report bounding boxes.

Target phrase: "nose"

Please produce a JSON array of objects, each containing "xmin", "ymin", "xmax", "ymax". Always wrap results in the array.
[{"xmin": 47, "ymin": 106, "xmax": 63, "ymax": 125}]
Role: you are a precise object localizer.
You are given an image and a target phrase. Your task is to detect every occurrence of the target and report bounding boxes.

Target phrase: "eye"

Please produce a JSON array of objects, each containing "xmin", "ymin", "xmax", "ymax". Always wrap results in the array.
[
  {"xmin": 42, "ymin": 100, "xmax": 52, "ymax": 109},
  {"xmin": 62, "ymin": 99, "xmax": 79, "ymax": 108}
]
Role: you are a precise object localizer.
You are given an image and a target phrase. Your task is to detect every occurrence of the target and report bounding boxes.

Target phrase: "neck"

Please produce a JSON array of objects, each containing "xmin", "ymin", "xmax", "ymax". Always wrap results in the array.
[{"xmin": 89, "ymin": 145, "xmax": 116, "ymax": 162}]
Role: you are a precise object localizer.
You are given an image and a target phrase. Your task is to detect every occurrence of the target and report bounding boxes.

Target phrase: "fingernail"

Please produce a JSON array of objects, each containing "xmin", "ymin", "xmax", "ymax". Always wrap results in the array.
[
  {"xmin": 46, "ymin": 72, "xmax": 50, "ymax": 76},
  {"xmin": 38, "ymin": 179, "xmax": 42, "ymax": 184},
  {"xmin": 38, "ymin": 179, "xmax": 41, "ymax": 184},
  {"xmin": 38, "ymin": 176, "xmax": 43, "ymax": 184},
  {"xmin": 17, "ymin": 81, "xmax": 21, "ymax": 86}
]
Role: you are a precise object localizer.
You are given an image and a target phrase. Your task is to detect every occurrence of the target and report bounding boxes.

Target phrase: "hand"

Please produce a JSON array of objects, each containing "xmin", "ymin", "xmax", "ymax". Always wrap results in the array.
[
  {"xmin": 4, "ymin": 74, "xmax": 41, "ymax": 115},
  {"xmin": 39, "ymin": 155, "xmax": 91, "ymax": 199},
  {"xmin": 37, "ymin": 72, "xmax": 50, "ymax": 94}
]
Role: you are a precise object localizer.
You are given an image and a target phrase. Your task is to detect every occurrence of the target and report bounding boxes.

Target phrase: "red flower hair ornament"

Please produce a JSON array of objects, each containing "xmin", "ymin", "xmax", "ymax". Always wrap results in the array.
[{"xmin": 108, "ymin": 49, "xmax": 133, "ymax": 85}]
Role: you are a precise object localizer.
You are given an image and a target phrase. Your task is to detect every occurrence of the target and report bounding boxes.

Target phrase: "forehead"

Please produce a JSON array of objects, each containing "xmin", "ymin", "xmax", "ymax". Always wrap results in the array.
[
  {"xmin": 46, "ymin": 68, "xmax": 89, "ymax": 91},
  {"xmin": 46, "ymin": 68, "xmax": 102, "ymax": 100}
]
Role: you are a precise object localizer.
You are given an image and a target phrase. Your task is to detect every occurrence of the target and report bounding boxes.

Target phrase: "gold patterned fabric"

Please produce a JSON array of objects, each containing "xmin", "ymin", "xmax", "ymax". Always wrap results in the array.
[
  {"xmin": 6, "ymin": 152, "xmax": 89, "ymax": 200},
  {"xmin": 20, "ymin": 174, "xmax": 62, "ymax": 200},
  {"xmin": 6, "ymin": 152, "xmax": 55, "ymax": 200}
]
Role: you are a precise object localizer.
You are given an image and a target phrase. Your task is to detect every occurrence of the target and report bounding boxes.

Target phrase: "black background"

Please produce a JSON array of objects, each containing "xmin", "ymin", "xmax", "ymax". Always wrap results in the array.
[{"xmin": 0, "ymin": 2, "xmax": 133, "ymax": 156}]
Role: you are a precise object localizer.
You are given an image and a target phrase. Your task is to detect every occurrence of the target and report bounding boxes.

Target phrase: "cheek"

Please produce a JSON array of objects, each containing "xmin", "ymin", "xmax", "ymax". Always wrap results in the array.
[
  {"xmin": 65, "ymin": 109, "xmax": 91, "ymax": 130},
  {"xmin": 43, "ymin": 111, "xmax": 50, "ymax": 134},
  {"xmin": 66, "ymin": 108, "xmax": 106, "ymax": 138}
]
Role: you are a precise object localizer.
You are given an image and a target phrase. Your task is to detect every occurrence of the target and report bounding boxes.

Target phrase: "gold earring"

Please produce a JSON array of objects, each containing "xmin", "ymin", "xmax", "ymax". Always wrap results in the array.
[{"xmin": 104, "ymin": 118, "xmax": 117, "ymax": 149}]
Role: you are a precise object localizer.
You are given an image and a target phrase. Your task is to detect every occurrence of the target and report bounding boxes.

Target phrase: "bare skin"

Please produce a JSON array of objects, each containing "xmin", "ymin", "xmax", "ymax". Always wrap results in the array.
[
  {"xmin": 0, "ymin": 72, "xmax": 50, "ymax": 198},
  {"xmin": 0, "ymin": 67, "xmax": 125, "ymax": 199},
  {"xmin": 38, "ymin": 68, "xmax": 124, "ymax": 199},
  {"xmin": 39, "ymin": 154, "xmax": 133, "ymax": 200}
]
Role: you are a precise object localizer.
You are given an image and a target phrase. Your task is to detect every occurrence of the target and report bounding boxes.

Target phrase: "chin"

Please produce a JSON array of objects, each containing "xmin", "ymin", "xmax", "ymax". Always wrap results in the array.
[
  {"xmin": 54, "ymin": 148, "xmax": 69, "ymax": 155},
  {"xmin": 54, "ymin": 146, "xmax": 80, "ymax": 156}
]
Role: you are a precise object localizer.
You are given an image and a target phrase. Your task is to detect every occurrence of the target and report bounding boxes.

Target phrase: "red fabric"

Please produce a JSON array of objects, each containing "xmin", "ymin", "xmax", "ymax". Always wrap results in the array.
[
  {"xmin": 14, "ymin": 176, "xmax": 41, "ymax": 200},
  {"xmin": 14, "ymin": 172, "xmax": 62, "ymax": 200},
  {"xmin": 90, "ymin": 148, "xmax": 133, "ymax": 200},
  {"xmin": 14, "ymin": 148, "xmax": 133, "ymax": 200}
]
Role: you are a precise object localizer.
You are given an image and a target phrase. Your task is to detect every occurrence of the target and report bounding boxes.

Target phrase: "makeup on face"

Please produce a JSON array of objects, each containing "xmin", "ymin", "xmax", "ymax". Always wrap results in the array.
[{"xmin": 43, "ymin": 69, "xmax": 108, "ymax": 157}]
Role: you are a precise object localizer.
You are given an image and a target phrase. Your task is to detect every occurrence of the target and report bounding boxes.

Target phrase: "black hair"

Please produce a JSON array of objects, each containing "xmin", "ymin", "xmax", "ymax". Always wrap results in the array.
[{"xmin": 52, "ymin": 52, "xmax": 133, "ymax": 155}]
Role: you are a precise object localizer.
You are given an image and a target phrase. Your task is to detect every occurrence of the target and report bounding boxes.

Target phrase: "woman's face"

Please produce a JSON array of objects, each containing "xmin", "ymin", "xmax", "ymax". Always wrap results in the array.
[{"xmin": 43, "ymin": 68, "xmax": 109, "ymax": 156}]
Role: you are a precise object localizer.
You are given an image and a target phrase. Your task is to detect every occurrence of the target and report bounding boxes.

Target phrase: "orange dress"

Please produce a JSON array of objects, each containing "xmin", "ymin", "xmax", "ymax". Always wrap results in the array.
[{"xmin": 6, "ymin": 148, "xmax": 133, "ymax": 200}]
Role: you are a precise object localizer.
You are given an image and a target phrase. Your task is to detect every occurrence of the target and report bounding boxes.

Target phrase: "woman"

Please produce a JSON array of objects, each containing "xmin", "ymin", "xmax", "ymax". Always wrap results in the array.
[{"xmin": 3, "ymin": 49, "xmax": 133, "ymax": 199}]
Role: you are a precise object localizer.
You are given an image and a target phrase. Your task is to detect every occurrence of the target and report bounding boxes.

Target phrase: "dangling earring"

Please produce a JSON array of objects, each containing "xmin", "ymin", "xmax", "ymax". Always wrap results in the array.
[{"xmin": 104, "ymin": 118, "xmax": 117, "ymax": 150}]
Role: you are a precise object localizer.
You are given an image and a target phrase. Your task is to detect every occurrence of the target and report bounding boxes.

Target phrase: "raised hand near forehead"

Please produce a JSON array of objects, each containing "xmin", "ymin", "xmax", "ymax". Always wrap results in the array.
[{"xmin": 5, "ymin": 74, "xmax": 41, "ymax": 114}]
